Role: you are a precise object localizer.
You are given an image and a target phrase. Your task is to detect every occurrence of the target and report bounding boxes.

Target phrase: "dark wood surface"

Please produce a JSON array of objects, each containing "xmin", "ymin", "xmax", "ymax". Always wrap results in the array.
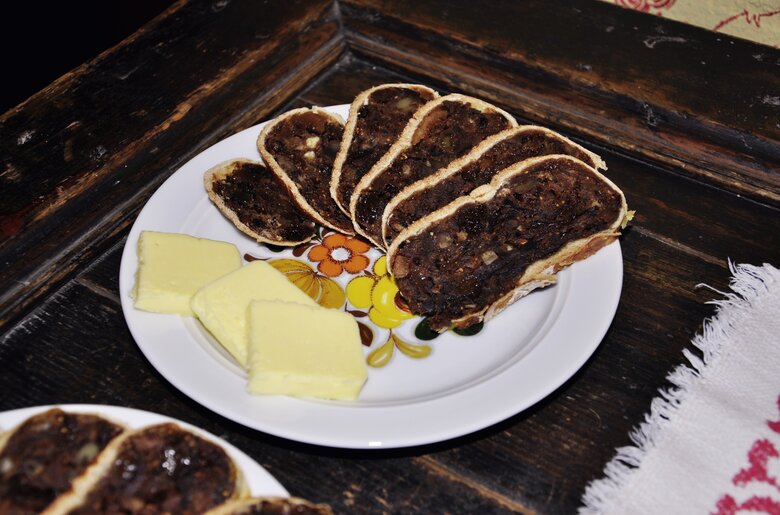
[
  {"xmin": 0, "ymin": 0, "xmax": 175, "ymax": 113},
  {"xmin": 1, "ymin": 1, "xmax": 779, "ymax": 513}
]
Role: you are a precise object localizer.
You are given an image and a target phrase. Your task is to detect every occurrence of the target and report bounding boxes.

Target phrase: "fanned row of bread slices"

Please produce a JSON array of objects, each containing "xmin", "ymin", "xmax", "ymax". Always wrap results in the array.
[
  {"xmin": 0, "ymin": 408, "xmax": 330, "ymax": 514},
  {"xmin": 206, "ymin": 83, "xmax": 630, "ymax": 331}
]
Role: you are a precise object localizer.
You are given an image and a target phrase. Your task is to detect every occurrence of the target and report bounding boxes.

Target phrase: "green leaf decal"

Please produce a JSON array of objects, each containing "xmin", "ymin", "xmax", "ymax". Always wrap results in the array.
[
  {"xmin": 414, "ymin": 317, "xmax": 441, "ymax": 341},
  {"xmin": 453, "ymin": 321, "xmax": 484, "ymax": 336},
  {"xmin": 367, "ymin": 336, "xmax": 394, "ymax": 368},
  {"xmin": 394, "ymin": 334, "xmax": 432, "ymax": 359}
]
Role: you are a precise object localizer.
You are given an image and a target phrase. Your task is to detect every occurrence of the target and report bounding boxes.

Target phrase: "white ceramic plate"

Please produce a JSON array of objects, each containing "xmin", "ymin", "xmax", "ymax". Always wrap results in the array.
[
  {"xmin": 118, "ymin": 105, "xmax": 623, "ymax": 449},
  {"xmin": 0, "ymin": 404, "xmax": 287, "ymax": 496}
]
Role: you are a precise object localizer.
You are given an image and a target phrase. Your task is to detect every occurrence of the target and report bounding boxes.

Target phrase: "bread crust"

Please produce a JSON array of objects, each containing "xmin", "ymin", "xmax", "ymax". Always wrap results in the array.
[
  {"xmin": 330, "ymin": 83, "xmax": 439, "ymax": 215},
  {"xmin": 204, "ymin": 496, "xmax": 333, "ymax": 515},
  {"xmin": 387, "ymin": 154, "xmax": 628, "ymax": 331},
  {"xmin": 257, "ymin": 107, "xmax": 354, "ymax": 235},
  {"xmin": 380, "ymin": 125, "xmax": 606, "ymax": 247},
  {"xmin": 205, "ymin": 159, "xmax": 316, "ymax": 246},
  {"xmin": 349, "ymin": 93, "xmax": 518, "ymax": 248},
  {"xmin": 0, "ymin": 408, "xmax": 127, "ymax": 515},
  {"xmin": 44, "ymin": 423, "xmax": 247, "ymax": 515}
]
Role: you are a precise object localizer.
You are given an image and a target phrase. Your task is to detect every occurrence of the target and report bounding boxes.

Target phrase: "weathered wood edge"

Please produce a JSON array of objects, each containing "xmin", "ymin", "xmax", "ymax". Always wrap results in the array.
[
  {"xmin": 2, "ymin": 40, "xmax": 780, "ymax": 515},
  {"xmin": 339, "ymin": 0, "xmax": 780, "ymax": 207},
  {"xmin": 0, "ymin": 0, "xmax": 183, "ymax": 122},
  {"xmin": 0, "ymin": 0, "xmax": 345, "ymax": 330}
]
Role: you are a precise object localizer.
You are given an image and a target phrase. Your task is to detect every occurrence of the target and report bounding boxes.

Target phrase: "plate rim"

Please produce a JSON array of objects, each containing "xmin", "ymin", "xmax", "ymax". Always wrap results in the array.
[{"xmin": 118, "ymin": 105, "xmax": 623, "ymax": 449}]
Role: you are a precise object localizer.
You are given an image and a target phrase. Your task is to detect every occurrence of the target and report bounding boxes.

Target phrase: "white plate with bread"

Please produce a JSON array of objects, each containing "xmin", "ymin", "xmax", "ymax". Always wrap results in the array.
[{"xmin": 119, "ymin": 101, "xmax": 625, "ymax": 449}]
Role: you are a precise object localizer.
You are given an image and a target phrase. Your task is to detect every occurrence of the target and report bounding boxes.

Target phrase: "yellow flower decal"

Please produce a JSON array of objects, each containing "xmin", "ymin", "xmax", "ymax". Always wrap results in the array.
[
  {"xmin": 269, "ymin": 259, "xmax": 346, "ymax": 309},
  {"xmin": 346, "ymin": 256, "xmax": 414, "ymax": 329}
]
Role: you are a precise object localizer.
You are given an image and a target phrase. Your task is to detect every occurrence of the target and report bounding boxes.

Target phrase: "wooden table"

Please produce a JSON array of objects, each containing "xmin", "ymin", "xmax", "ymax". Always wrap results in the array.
[{"xmin": 1, "ymin": 1, "xmax": 778, "ymax": 512}]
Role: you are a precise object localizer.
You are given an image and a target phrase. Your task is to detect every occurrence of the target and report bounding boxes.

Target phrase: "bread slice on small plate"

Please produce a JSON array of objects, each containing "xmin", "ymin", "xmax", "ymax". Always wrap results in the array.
[
  {"xmin": 330, "ymin": 83, "xmax": 438, "ymax": 215},
  {"xmin": 350, "ymin": 93, "xmax": 517, "ymax": 248},
  {"xmin": 45, "ymin": 423, "xmax": 247, "ymax": 514},
  {"xmin": 382, "ymin": 125, "xmax": 606, "ymax": 246},
  {"xmin": 258, "ymin": 107, "xmax": 354, "ymax": 235},
  {"xmin": 0, "ymin": 408, "xmax": 125, "ymax": 514},
  {"xmin": 204, "ymin": 496, "xmax": 333, "ymax": 515},
  {"xmin": 205, "ymin": 159, "xmax": 316, "ymax": 246},
  {"xmin": 387, "ymin": 154, "xmax": 628, "ymax": 332}
]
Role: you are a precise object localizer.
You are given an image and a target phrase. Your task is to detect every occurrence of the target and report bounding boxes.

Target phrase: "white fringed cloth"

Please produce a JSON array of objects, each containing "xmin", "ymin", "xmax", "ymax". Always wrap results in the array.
[{"xmin": 580, "ymin": 263, "xmax": 780, "ymax": 515}]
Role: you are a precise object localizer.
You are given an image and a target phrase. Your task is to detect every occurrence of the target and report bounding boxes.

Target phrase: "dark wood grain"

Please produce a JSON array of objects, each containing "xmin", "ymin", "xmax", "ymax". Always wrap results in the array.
[
  {"xmin": 298, "ymin": 54, "xmax": 417, "ymax": 106},
  {"xmin": 340, "ymin": 0, "xmax": 780, "ymax": 207},
  {"xmin": 0, "ymin": 224, "xmax": 740, "ymax": 515},
  {"xmin": 0, "ymin": 0, "xmax": 343, "ymax": 329},
  {"xmin": 2, "ymin": 2, "xmax": 780, "ymax": 514},
  {"xmin": 1, "ymin": 238, "xmax": 522, "ymax": 514},
  {"xmin": 591, "ymin": 142, "xmax": 780, "ymax": 268}
]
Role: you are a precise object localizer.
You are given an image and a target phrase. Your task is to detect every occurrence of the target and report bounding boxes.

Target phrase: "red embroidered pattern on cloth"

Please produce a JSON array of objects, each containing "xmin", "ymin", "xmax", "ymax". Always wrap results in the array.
[
  {"xmin": 714, "ymin": 9, "xmax": 780, "ymax": 31},
  {"xmin": 580, "ymin": 264, "xmax": 780, "ymax": 514},
  {"xmin": 607, "ymin": 0, "xmax": 780, "ymax": 48},
  {"xmin": 713, "ymin": 394, "xmax": 780, "ymax": 515},
  {"xmin": 615, "ymin": 0, "xmax": 676, "ymax": 13}
]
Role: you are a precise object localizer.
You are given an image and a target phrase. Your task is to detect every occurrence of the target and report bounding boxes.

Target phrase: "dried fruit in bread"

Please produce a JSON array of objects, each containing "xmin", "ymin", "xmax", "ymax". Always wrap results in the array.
[
  {"xmin": 387, "ymin": 155, "xmax": 628, "ymax": 332},
  {"xmin": 0, "ymin": 408, "xmax": 125, "ymax": 514},
  {"xmin": 258, "ymin": 108, "xmax": 354, "ymax": 235},
  {"xmin": 350, "ymin": 94, "xmax": 516, "ymax": 248},
  {"xmin": 330, "ymin": 83, "xmax": 438, "ymax": 215},
  {"xmin": 382, "ymin": 125, "xmax": 605, "ymax": 246},
  {"xmin": 46, "ymin": 423, "xmax": 245, "ymax": 515},
  {"xmin": 205, "ymin": 159, "xmax": 316, "ymax": 246}
]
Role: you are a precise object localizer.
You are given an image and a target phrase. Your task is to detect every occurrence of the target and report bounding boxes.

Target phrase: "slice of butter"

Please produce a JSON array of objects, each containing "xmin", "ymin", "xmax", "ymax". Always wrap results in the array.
[
  {"xmin": 133, "ymin": 231, "xmax": 241, "ymax": 316},
  {"xmin": 190, "ymin": 260, "xmax": 318, "ymax": 367},
  {"xmin": 247, "ymin": 300, "xmax": 368, "ymax": 400}
]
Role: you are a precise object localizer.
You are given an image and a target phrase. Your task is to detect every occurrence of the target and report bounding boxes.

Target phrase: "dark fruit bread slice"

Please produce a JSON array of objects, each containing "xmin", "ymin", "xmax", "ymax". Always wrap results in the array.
[{"xmin": 387, "ymin": 155, "xmax": 628, "ymax": 332}]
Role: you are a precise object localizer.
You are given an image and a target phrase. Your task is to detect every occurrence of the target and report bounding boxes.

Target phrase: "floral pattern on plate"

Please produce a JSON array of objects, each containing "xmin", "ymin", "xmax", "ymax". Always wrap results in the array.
[{"xmin": 246, "ymin": 229, "xmax": 482, "ymax": 368}]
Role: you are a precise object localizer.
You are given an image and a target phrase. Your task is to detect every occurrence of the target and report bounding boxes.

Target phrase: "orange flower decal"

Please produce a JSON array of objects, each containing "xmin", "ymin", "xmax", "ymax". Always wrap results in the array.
[{"xmin": 308, "ymin": 233, "xmax": 371, "ymax": 277}]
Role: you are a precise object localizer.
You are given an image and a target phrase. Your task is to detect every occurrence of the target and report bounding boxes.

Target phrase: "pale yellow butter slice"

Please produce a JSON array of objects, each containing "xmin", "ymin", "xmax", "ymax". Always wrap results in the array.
[
  {"xmin": 248, "ymin": 300, "xmax": 368, "ymax": 400},
  {"xmin": 133, "ymin": 231, "xmax": 241, "ymax": 316},
  {"xmin": 190, "ymin": 260, "xmax": 318, "ymax": 368}
]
